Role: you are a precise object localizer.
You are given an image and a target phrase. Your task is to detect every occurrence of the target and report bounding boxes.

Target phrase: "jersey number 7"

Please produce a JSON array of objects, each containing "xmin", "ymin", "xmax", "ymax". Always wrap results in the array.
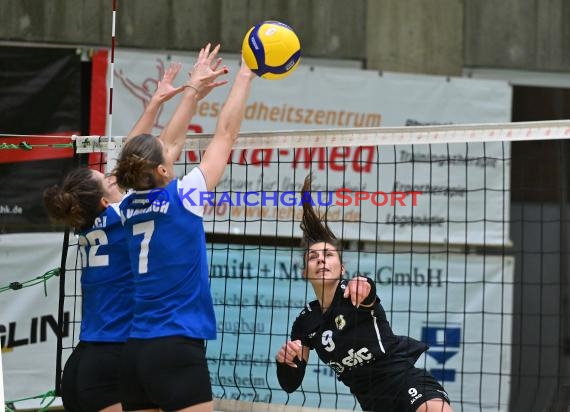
[{"xmin": 132, "ymin": 221, "xmax": 155, "ymax": 274}]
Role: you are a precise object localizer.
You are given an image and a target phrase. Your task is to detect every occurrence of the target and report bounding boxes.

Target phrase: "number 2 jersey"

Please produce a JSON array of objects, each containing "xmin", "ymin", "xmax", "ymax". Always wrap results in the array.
[
  {"xmin": 119, "ymin": 168, "xmax": 216, "ymax": 340},
  {"xmin": 290, "ymin": 279, "xmax": 429, "ymax": 393},
  {"xmin": 78, "ymin": 203, "xmax": 133, "ymax": 342}
]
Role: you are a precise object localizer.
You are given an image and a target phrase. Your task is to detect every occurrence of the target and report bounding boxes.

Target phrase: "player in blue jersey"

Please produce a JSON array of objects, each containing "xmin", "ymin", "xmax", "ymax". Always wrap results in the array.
[
  {"xmin": 44, "ymin": 168, "xmax": 130, "ymax": 412},
  {"xmin": 43, "ymin": 62, "xmax": 192, "ymax": 412},
  {"xmin": 113, "ymin": 46, "xmax": 255, "ymax": 412},
  {"xmin": 275, "ymin": 175, "xmax": 453, "ymax": 412}
]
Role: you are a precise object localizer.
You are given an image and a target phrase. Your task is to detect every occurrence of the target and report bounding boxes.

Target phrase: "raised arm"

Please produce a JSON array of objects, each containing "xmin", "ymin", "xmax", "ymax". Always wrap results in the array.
[
  {"xmin": 126, "ymin": 62, "xmax": 186, "ymax": 139},
  {"xmin": 199, "ymin": 60, "xmax": 255, "ymax": 191},
  {"xmin": 159, "ymin": 44, "xmax": 228, "ymax": 166}
]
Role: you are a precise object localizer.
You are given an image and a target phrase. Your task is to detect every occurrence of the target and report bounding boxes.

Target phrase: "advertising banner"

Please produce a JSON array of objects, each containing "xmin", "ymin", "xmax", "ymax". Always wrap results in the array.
[
  {"xmin": 207, "ymin": 244, "xmax": 514, "ymax": 411},
  {"xmin": 0, "ymin": 233, "xmax": 68, "ymax": 408},
  {"xmin": 96, "ymin": 50, "xmax": 512, "ymax": 245}
]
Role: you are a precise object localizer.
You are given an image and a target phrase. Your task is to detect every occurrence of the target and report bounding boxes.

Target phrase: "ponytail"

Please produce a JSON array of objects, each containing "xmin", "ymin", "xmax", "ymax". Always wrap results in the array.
[
  {"xmin": 299, "ymin": 174, "xmax": 342, "ymax": 251},
  {"xmin": 43, "ymin": 168, "xmax": 103, "ymax": 231},
  {"xmin": 114, "ymin": 134, "xmax": 163, "ymax": 190}
]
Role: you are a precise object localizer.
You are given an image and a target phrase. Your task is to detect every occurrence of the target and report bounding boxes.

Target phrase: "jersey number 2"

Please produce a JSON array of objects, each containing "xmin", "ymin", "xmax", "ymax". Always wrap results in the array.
[
  {"xmin": 132, "ymin": 221, "xmax": 155, "ymax": 274},
  {"xmin": 79, "ymin": 230, "xmax": 108, "ymax": 268}
]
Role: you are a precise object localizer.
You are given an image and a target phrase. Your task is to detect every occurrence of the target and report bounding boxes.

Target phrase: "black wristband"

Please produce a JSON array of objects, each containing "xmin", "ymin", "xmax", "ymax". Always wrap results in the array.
[
  {"xmin": 276, "ymin": 359, "xmax": 306, "ymax": 393},
  {"xmin": 360, "ymin": 277, "xmax": 377, "ymax": 306}
]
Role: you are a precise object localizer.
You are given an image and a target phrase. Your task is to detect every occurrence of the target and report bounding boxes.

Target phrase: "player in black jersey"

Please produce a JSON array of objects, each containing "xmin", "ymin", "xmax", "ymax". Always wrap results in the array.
[{"xmin": 275, "ymin": 175, "xmax": 453, "ymax": 412}]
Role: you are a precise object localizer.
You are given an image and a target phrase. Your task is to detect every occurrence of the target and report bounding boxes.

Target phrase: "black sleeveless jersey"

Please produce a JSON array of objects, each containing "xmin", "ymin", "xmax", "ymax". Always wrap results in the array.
[{"xmin": 290, "ymin": 279, "xmax": 428, "ymax": 392}]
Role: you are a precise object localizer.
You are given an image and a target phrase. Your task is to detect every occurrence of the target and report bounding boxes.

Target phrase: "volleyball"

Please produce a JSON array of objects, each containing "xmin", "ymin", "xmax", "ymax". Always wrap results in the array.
[{"xmin": 242, "ymin": 21, "xmax": 301, "ymax": 80}]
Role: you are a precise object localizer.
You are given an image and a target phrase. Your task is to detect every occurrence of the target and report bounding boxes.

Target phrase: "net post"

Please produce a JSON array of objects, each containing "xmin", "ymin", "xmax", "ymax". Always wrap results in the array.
[{"xmin": 54, "ymin": 229, "xmax": 71, "ymax": 396}]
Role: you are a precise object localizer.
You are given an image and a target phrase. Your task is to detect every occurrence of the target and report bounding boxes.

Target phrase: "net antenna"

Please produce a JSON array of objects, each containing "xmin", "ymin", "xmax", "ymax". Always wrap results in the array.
[{"xmin": 105, "ymin": 0, "xmax": 119, "ymax": 173}]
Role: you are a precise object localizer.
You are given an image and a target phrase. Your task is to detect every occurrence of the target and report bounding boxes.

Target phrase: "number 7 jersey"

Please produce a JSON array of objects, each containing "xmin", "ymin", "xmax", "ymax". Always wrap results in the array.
[{"xmin": 119, "ymin": 168, "xmax": 216, "ymax": 340}]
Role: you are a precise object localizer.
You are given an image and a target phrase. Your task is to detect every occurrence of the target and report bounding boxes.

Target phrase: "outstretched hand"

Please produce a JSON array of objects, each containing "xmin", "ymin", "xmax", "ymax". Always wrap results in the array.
[
  {"xmin": 343, "ymin": 276, "xmax": 373, "ymax": 308},
  {"xmin": 187, "ymin": 43, "xmax": 229, "ymax": 100},
  {"xmin": 152, "ymin": 62, "xmax": 186, "ymax": 103}
]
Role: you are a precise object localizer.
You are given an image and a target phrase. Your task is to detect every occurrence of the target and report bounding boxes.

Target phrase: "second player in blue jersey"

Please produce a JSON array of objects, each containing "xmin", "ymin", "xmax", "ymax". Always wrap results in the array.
[{"xmin": 115, "ymin": 44, "xmax": 256, "ymax": 412}]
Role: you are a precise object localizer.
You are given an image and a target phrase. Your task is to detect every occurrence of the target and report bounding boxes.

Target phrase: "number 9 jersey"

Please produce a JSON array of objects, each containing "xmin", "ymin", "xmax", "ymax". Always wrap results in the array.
[{"xmin": 291, "ymin": 279, "xmax": 429, "ymax": 393}]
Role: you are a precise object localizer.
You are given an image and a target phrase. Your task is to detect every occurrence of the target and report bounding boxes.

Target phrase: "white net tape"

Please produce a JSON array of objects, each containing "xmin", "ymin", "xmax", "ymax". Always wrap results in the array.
[{"xmin": 74, "ymin": 120, "xmax": 570, "ymax": 153}]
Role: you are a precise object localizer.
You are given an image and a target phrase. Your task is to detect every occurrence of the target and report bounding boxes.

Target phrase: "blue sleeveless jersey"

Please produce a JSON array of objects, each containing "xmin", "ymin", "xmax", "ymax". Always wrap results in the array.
[
  {"xmin": 119, "ymin": 177, "xmax": 216, "ymax": 339},
  {"xmin": 78, "ymin": 204, "xmax": 133, "ymax": 342}
]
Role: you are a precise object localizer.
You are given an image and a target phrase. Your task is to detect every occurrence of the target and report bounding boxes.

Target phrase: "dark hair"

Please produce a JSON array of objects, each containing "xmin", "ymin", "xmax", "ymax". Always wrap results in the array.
[
  {"xmin": 114, "ymin": 134, "xmax": 164, "ymax": 190},
  {"xmin": 43, "ymin": 168, "xmax": 103, "ymax": 232},
  {"xmin": 299, "ymin": 173, "xmax": 343, "ymax": 253}
]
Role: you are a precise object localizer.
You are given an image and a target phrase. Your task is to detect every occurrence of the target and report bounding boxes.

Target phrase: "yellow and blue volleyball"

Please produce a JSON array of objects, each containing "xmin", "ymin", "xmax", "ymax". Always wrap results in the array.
[{"xmin": 242, "ymin": 21, "xmax": 301, "ymax": 80}]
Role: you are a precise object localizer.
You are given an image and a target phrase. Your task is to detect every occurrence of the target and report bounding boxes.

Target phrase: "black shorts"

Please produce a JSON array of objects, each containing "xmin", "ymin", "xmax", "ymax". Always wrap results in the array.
[
  {"xmin": 61, "ymin": 341, "xmax": 124, "ymax": 412},
  {"xmin": 354, "ymin": 367, "xmax": 451, "ymax": 412},
  {"xmin": 120, "ymin": 336, "xmax": 212, "ymax": 410}
]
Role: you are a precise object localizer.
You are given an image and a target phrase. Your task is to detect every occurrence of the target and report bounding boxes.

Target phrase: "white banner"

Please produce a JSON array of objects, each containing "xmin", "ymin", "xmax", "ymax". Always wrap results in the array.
[
  {"xmin": 111, "ymin": 51, "xmax": 511, "ymax": 134},
  {"xmin": 109, "ymin": 51, "xmax": 512, "ymax": 245},
  {"xmin": 0, "ymin": 233, "xmax": 67, "ymax": 409},
  {"xmin": 1, "ymin": 235, "xmax": 513, "ymax": 411}
]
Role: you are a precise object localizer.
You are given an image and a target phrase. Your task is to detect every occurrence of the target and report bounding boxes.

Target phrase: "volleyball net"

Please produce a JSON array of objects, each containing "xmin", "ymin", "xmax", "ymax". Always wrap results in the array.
[{"xmin": 50, "ymin": 120, "xmax": 570, "ymax": 411}]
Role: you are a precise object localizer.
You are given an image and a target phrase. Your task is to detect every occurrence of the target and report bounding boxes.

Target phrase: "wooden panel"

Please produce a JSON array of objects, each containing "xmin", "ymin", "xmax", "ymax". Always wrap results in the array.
[
  {"xmin": 464, "ymin": 0, "xmax": 570, "ymax": 70},
  {"xmin": 81, "ymin": 0, "xmax": 110, "ymax": 45},
  {"xmin": 115, "ymin": 0, "xmax": 175, "ymax": 50},
  {"xmin": 220, "ymin": 0, "xmax": 366, "ymax": 59},
  {"xmin": 366, "ymin": 0, "xmax": 463, "ymax": 75},
  {"xmin": 0, "ymin": 0, "xmax": 28, "ymax": 41},
  {"xmin": 220, "ymin": 0, "xmax": 254, "ymax": 50},
  {"xmin": 464, "ymin": 0, "xmax": 536, "ymax": 69},
  {"xmin": 0, "ymin": 0, "xmax": 108, "ymax": 46},
  {"xmin": 535, "ymin": 0, "xmax": 570, "ymax": 70},
  {"xmin": 170, "ymin": 0, "xmax": 222, "ymax": 49},
  {"xmin": 2, "ymin": 0, "xmax": 569, "ymax": 72}
]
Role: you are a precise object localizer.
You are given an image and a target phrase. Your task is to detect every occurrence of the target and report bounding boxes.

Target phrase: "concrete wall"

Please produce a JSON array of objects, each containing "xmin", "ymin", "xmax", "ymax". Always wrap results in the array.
[
  {"xmin": 0, "ymin": 0, "xmax": 366, "ymax": 60},
  {"xmin": 366, "ymin": 0, "xmax": 463, "ymax": 75},
  {"xmin": 464, "ymin": 0, "xmax": 570, "ymax": 71},
  {"xmin": 1, "ymin": 0, "xmax": 569, "ymax": 75}
]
